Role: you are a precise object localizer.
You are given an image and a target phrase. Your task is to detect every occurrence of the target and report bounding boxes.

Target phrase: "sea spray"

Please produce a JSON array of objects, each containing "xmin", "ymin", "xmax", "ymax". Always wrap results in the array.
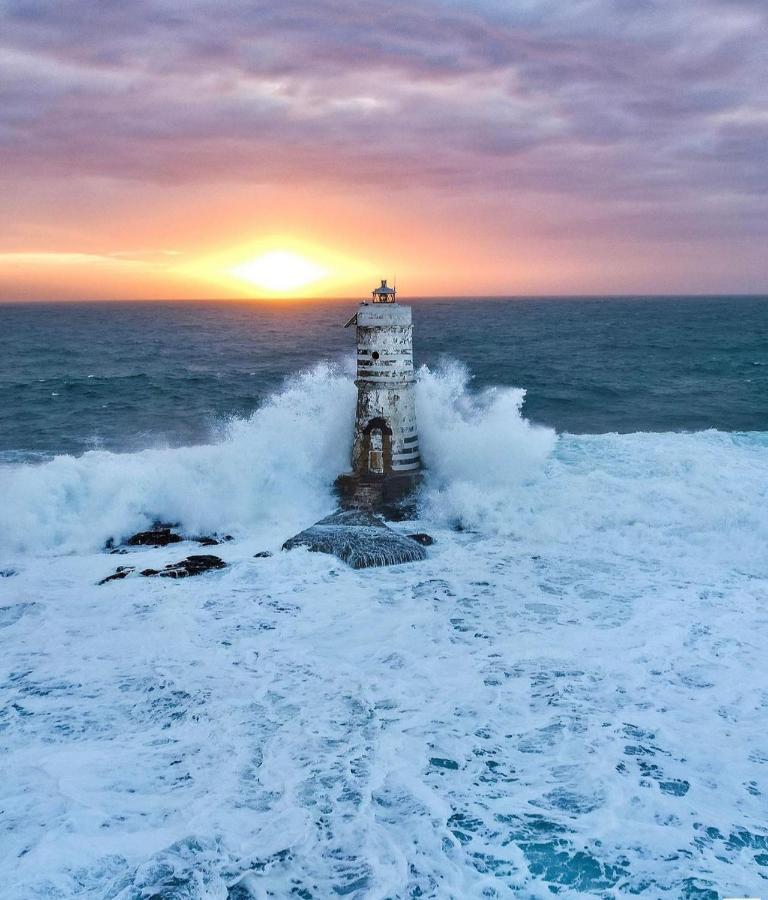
[
  {"xmin": 2, "ymin": 361, "xmax": 765, "ymax": 575},
  {"xmin": 416, "ymin": 360, "xmax": 556, "ymax": 532},
  {"xmin": 0, "ymin": 361, "xmax": 555, "ymax": 556},
  {"xmin": 0, "ymin": 363, "xmax": 356, "ymax": 555}
]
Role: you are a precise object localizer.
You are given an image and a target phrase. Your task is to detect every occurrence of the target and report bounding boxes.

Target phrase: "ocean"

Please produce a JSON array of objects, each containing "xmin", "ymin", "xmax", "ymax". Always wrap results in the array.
[
  {"xmin": 2, "ymin": 296, "xmax": 767, "ymax": 460},
  {"xmin": 0, "ymin": 296, "xmax": 766, "ymax": 899}
]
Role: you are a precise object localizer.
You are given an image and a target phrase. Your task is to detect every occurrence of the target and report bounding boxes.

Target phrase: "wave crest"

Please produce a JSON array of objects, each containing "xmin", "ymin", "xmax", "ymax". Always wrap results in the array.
[
  {"xmin": 0, "ymin": 360, "xmax": 556, "ymax": 556},
  {"xmin": 0, "ymin": 363, "xmax": 356, "ymax": 555},
  {"xmin": 417, "ymin": 361, "xmax": 556, "ymax": 530}
]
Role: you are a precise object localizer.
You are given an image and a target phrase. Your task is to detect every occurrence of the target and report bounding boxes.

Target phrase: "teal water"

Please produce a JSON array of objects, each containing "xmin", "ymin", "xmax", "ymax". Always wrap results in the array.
[
  {"xmin": 2, "ymin": 297, "xmax": 767, "ymax": 898},
  {"xmin": 0, "ymin": 295, "xmax": 766, "ymax": 460}
]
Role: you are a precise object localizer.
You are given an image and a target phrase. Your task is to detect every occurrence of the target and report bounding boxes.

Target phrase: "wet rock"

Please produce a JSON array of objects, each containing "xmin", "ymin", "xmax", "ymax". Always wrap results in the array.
[
  {"xmin": 104, "ymin": 522, "xmax": 184, "ymax": 549},
  {"xmin": 253, "ymin": 551, "xmax": 273, "ymax": 558},
  {"xmin": 407, "ymin": 532, "xmax": 435, "ymax": 546},
  {"xmin": 191, "ymin": 533, "xmax": 234, "ymax": 546},
  {"xmin": 125, "ymin": 526, "xmax": 184, "ymax": 547},
  {"xmin": 98, "ymin": 565, "xmax": 136, "ymax": 585},
  {"xmin": 141, "ymin": 555, "xmax": 227, "ymax": 579},
  {"xmin": 282, "ymin": 509, "xmax": 427, "ymax": 569},
  {"xmin": 0, "ymin": 568, "xmax": 17, "ymax": 578},
  {"xmin": 108, "ymin": 525, "xmax": 234, "ymax": 551}
]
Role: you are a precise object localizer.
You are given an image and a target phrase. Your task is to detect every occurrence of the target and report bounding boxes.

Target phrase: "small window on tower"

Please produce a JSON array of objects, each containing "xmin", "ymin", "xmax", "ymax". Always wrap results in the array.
[{"xmin": 371, "ymin": 351, "xmax": 380, "ymax": 360}]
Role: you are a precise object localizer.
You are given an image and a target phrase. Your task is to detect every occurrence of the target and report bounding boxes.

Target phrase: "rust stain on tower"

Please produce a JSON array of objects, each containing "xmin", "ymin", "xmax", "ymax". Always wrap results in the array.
[{"xmin": 335, "ymin": 279, "xmax": 422, "ymax": 514}]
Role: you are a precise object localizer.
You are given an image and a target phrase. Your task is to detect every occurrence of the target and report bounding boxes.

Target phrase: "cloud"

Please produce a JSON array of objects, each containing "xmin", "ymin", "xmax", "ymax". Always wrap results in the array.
[{"xmin": 0, "ymin": 0, "xmax": 767, "ymax": 243}]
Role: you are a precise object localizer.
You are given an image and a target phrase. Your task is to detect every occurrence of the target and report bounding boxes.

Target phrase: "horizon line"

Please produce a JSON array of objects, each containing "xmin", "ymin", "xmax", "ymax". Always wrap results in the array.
[{"xmin": 1, "ymin": 292, "xmax": 767, "ymax": 305}]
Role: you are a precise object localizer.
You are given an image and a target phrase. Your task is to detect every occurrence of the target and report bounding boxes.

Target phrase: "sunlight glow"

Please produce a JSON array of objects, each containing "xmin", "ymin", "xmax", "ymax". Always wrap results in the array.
[
  {"xmin": 228, "ymin": 250, "xmax": 327, "ymax": 293},
  {"xmin": 173, "ymin": 235, "xmax": 375, "ymax": 298}
]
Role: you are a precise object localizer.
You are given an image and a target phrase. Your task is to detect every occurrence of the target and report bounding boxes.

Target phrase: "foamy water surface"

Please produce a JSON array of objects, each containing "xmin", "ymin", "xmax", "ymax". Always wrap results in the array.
[{"xmin": 1, "ymin": 363, "xmax": 767, "ymax": 898}]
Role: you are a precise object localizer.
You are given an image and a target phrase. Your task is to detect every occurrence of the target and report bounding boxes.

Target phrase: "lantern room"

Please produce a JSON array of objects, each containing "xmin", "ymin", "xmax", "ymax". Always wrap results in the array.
[{"xmin": 371, "ymin": 279, "xmax": 396, "ymax": 303}]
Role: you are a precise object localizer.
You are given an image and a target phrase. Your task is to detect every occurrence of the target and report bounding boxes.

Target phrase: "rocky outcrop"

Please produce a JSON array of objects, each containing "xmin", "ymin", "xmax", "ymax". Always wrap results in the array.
[
  {"xmin": 141, "ymin": 555, "xmax": 227, "ymax": 579},
  {"xmin": 282, "ymin": 509, "xmax": 427, "ymax": 569},
  {"xmin": 99, "ymin": 555, "xmax": 226, "ymax": 584},
  {"xmin": 105, "ymin": 523, "xmax": 183, "ymax": 549},
  {"xmin": 105, "ymin": 523, "xmax": 233, "ymax": 551}
]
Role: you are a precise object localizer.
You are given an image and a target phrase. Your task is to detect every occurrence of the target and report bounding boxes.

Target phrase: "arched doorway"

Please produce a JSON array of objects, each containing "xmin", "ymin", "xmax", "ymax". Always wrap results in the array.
[{"xmin": 362, "ymin": 417, "xmax": 393, "ymax": 475}]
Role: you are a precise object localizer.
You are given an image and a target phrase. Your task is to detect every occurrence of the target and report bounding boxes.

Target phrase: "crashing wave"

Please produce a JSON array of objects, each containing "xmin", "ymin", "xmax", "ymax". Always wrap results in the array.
[{"xmin": 0, "ymin": 361, "xmax": 553, "ymax": 556}]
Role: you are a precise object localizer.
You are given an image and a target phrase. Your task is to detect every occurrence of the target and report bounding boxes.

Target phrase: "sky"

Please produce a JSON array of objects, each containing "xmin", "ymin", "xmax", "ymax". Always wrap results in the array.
[{"xmin": 1, "ymin": 0, "xmax": 766, "ymax": 299}]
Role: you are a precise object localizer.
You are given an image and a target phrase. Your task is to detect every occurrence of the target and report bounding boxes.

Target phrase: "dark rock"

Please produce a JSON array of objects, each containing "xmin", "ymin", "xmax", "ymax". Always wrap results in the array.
[
  {"xmin": 282, "ymin": 509, "xmax": 427, "ymax": 569},
  {"xmin": 253, "ymin": 551, "xmax": 273, "ymax": 558},
  {"xmin": 141, "ymin": 555, "xmax": 227, "ymax": 579},
  {"xmin": 196, "ymin": 534, "xmax": 234, "ymax": 545},
  {"xmin": 0, "ymin": 568, "xmax": 17, "ymax": 578},
  {"xmin": 108, "ymin": 522, "xmax": 233, "ymax": 552},
  {"xmin": 126, "ymin": 526, "xmax": 183, "ymax": 547},
  {"xmin": 98, "ymin": 565, "xmax": 136, "ymax": 585},
  {"xmin": 407, "ymin": 532, "xmax": 435, "ymax": 546}
]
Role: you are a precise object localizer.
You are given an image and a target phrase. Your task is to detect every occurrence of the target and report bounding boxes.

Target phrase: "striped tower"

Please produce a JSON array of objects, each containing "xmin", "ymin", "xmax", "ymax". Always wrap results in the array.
[{"xmin": 336, "ymin": 279, "xmax": 422, "ymax": 512}]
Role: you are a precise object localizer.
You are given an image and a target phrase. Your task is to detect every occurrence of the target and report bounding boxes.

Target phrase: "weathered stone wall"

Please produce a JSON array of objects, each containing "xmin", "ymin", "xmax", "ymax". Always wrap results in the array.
[{"xmin": 352, "ymin": 303, "xmax": 421, "ymax": 476}]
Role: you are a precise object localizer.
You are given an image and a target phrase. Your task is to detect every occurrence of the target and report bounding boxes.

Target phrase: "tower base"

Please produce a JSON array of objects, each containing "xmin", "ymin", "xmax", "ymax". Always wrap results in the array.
[{"xmin": 334, "ymin": 472, "xmax": 422, "ymax": 520}]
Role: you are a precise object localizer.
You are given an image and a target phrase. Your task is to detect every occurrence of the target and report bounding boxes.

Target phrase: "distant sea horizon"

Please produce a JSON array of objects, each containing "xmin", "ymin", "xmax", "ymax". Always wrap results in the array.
[
  {"xmin": 1, "ymin": 294, "xmax": 765, "ymax": 461},
  {"xmin": 1, "ymin": 292, "xmax": 766, "ymax": 304}
]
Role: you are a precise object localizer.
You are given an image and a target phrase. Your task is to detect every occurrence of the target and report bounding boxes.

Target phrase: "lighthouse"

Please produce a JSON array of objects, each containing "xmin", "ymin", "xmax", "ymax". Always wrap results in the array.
[
  {"xmin": 283, "ymin": 279, "xmax": 429, "ymax": 564},
  {"xmin": 335, "ymin": 279, "xmax": 422, "ymax": 512}
]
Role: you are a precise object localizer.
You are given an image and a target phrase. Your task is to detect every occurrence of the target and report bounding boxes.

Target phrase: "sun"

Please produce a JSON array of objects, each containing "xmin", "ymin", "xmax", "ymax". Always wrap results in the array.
[
  {"xmin": 174, "ymin": 237, "xmax": 373, "ymax": 297},
  {"xmin": 228, "ymin": 250, "xmax": 328, "ymax": 293}
]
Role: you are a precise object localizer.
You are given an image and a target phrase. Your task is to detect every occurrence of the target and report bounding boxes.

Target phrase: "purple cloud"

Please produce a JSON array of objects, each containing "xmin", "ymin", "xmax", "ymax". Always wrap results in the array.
[{"xmin": 1, "ymin": 0, "xmax": 767, "ymax": 242}]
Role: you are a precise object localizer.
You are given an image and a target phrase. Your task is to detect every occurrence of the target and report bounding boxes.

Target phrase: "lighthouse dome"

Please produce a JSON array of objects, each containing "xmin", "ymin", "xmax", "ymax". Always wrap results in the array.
[{"xmin": 371, "ymin": 279, "xmax": 396, "ymax": 302}]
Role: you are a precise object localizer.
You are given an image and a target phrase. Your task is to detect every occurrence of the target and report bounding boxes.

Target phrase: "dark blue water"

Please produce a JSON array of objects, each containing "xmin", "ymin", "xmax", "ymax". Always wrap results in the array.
[{"xmin": 1, "ymin": 296, "xmax": 766, "ymax": 460}]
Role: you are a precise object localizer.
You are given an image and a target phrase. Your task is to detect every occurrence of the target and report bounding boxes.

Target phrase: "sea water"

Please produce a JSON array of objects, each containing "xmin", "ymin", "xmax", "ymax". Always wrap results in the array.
[{"xmin": 0, "ymin": 297, "xmax": 766, "ymax": 898}]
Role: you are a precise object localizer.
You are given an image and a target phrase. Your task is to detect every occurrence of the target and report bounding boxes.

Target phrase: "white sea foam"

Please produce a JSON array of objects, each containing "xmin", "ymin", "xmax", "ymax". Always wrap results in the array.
[
  {"xmin": 0, "ymin": 363, "xmax": 356, "ymax": 555},
  {"xmin": 1, "ymin": 363, "xmax": 767, "ymax": 898},
  {"xmin": 0, "ymin": 361, "xmax": 556, "ymax": 556}
]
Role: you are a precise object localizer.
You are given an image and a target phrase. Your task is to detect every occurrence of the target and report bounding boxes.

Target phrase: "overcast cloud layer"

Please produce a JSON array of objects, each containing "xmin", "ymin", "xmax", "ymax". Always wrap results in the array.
[{"xmin": 1, "ymin": 0, "xmax": 767, "ymax": 286}]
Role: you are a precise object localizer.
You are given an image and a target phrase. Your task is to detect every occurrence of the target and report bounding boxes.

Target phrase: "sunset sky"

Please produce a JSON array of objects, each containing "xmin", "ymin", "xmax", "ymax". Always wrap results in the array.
[{"xmin": 1, "ymin": 0, "xmax": 766, "ymax": 300}]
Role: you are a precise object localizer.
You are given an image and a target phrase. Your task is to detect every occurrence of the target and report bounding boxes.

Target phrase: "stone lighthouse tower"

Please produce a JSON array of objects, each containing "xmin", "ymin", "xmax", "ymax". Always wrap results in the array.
[{"xmin": 336, "ymin": 279, "xmax": 421, "ymax": 512}]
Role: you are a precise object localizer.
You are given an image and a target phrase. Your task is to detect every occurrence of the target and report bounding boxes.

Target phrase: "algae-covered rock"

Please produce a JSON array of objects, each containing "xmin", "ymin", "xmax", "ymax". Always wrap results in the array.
[{"xmin": 282, "ymin": 509, "xmax": 427, "ymax": 569}]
